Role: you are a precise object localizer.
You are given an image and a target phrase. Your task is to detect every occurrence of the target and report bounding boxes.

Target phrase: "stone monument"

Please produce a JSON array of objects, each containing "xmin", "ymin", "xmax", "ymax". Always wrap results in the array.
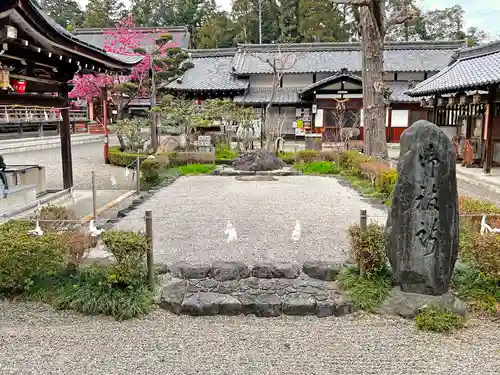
[{"xmin": 386, "ymin": 120, "xmax": 459, "ymax": 296}]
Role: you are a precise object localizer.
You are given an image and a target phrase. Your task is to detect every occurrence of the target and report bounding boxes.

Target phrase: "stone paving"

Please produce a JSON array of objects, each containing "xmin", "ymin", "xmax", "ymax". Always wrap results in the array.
[{"xmin": 159, "ymin": 260, "xmax": 351, "ymax": 318}]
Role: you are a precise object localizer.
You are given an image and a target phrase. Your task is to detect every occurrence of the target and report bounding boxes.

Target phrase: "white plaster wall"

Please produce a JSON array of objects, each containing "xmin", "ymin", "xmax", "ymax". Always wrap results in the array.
[
  {"xmin": 392, "ymin": 109, "xmax": 409, "ymax": 128},
  {"xmin": 397, "ymin": 72, "xmax": 426, "ymax": 81},
  {"xmin": 250, "ymin": 74, "xmax": 274, "ymax": 88},
  {"xmin": 344, "ymin": 81, "xmax": 362, "ymax": 90},
  {"xmin": 282, "ymin": 74, "xmax": 313, "ymax": 87}
]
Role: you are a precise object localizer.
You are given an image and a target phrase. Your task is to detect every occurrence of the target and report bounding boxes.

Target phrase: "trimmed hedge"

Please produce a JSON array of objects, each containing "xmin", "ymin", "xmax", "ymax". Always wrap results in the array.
[{"xmin": 108, "ymin": 146, "xmax": 149, "ymax": 167}]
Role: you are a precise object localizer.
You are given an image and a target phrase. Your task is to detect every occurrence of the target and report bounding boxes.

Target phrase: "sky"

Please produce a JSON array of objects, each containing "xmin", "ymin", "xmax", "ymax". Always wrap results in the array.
[{"xmin": 76, "ymin": 0, "xmax": 500, "ymax": 37}]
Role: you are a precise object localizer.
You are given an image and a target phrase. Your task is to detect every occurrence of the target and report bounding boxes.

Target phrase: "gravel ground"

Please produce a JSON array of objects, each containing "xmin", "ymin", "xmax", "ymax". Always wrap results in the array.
[
  {"xmin": 0, "ymin": 301, "xmax": 498, "ymax": 375},
  {"xmin": 2, "ymin": 138, "xmax": 135, "ymax": 191},
  {"xmin": 107, "ymin": 176, "xmax": 387, "ymax": 265}
]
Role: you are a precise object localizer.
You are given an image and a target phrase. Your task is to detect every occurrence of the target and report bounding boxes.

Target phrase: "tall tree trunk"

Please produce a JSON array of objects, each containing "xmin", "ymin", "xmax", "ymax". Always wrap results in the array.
[{"xmin": 360, "ymin": 7, "xmax": 388, "ymax": 159}]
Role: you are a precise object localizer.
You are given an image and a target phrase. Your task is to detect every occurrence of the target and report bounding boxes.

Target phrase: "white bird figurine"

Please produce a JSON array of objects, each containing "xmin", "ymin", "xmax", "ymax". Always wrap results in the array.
[
  {"xmin": 481, "ymin": 215, "xmax": 492, "ymax": 235},
  {"xmin": 28, "ymin": 220, "xmax": 44, "ymax": 236},
  {"xmin": 36, "ymin": 200, "xmax": 41, "ymax": 212},
  {"xmin": 291, "ymin": 220, "xmax": 301, "ymax": 242},
  {"xmin": 225, "ymin": 221, "xmax": 238, "ymax": 243},
  {"xmin": 110, "ymin": 175, "xmax": 117, "ymax": 187},
  {"xmin": 88, "ymin": 219, "xmax": 103, "ymax": 237},
  {"xmin": 125, "ymin": 167, "xmax": 130, "ymax": 178}
]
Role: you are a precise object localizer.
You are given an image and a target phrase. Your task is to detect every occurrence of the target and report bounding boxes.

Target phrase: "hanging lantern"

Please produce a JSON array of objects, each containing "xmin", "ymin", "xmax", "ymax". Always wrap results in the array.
[
  {"xmin": 420, "ymin": 98, "xmax": 427, "ymax": 107},
  {"xmin": 11, "ymin": 79, "xmax": 26, "ymax": 93},
  {"xmin": 448, "ymin": 96, "xmax": 455, "ymax": 106},
  {"xmin": 459, "ymin": 95, "xmax": 467, "ymax": 105},
  {"xmin": 473, "ymin": 93, "xmax": 481, "ymax": 104},
  {"xmin": 194, "ymin": 98, "xmax": 201, "ymax": 106},
  {"xmin": 0, "ymin": 66, "xmax": 10, "ymax": 90},
  {"xmin": 428, "ymin": 97, "xmax": 435, "ymax": 107},
  {"xmin": 437, "ymin": 98, "xmax": 445, "ymax": 106}
]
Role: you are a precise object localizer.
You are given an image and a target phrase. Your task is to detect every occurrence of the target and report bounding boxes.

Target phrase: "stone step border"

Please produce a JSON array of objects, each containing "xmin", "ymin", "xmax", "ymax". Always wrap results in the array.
[{"xmin": 158, "ymin": 260, "xmax": 354, "ymax": 318}]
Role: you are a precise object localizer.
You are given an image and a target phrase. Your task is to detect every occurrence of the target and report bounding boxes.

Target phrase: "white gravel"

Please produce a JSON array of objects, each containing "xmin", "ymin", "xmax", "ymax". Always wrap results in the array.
[
  {"xmin": 109, "ymin": 175, "xmax": 387, "ymax": 265},
  {"xmin": 0, "ymin": 301, "xmax": 498, "ymax": 375}
]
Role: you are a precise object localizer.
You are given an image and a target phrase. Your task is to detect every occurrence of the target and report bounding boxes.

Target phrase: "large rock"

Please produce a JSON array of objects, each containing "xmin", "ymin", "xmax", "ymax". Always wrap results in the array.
[
  {"xmin": 210, "ymin": 261, "xmax": 250, "ymax": 281},
  {"xmin": 379, "ymin": 287, "xmax": 467, "ymax": 318},
  {"xmin": 251, "ymin": 262, "xmax": 300, "ymax": 279},
  {"xmin": 181, "ymin": 292, "xmax": 242, "ymax": 316},
  {"xmin": 169, "ymin": 262, "xmax": 211, "ymax": 279},
  {"xmin": 282, "ymin": 293, "xmax": 316, "ymax": 315},
  {"xmin": 302, "ymin": 260, "xmax": 343, "ymax": 281},
  {"xmin": 233, "ymin": 149, "xmax": 286, "ymax": 171},
  {"xmin": 159, "ymin": 281, "xmax": 186, "ymax": 315},
  {"xmin": 386, "ymin": 120, "xmax": 459, "ymax": 295}
]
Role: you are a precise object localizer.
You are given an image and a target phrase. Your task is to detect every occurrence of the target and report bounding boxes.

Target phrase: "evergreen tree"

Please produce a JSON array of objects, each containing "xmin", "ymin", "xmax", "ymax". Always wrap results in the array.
[
  {"xmin": 83, "ymin": 0, "xmax": 127, "ymax": 28},
  {"xmin": 40, "ymin": 0, "xmax": 84, "ymax": 29},
  {"xmin": 279, "ymin": 0, "xmax": 300, "ymax": 42}
]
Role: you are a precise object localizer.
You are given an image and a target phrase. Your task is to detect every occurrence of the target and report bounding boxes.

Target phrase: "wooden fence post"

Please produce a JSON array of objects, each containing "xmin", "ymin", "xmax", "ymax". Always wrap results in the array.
[
  {"xmin": 359, "ymin": 209, "xmax": 367, "ymax": 276},
  {"xmin": 145, "ymin": 210, "xmax": 155, "ymax": 292}
]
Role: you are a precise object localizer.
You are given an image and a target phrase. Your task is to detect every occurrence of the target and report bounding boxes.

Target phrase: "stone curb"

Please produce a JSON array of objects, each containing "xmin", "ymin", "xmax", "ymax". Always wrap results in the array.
[
  {"xmin": 455, "ymin": 169, "xmax": 500, "ymax": 195},
  {"xmin": 157, "ymin": 260, "xmax": 354, "ymax": 318}
]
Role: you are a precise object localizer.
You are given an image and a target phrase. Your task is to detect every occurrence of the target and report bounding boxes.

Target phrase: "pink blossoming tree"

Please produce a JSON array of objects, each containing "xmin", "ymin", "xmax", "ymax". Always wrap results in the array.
[{"xmin": 70, "ymin": 16, "xmax": 192, "ymax": 123}]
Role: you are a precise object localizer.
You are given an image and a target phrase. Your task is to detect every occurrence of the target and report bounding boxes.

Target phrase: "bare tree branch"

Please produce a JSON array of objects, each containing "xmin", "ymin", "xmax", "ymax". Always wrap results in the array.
[{"xmin": 331, "ymin": 0, "xmax": 371, "ymax": 5}]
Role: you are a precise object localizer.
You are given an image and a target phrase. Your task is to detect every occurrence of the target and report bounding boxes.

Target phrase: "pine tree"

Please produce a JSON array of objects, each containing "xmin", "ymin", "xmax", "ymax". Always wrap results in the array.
[
  {"xmin": 40, "ymin": 0, "xmax": 84, "ymax": 29},
  {"xmin": 279, "ymin": 0, "xmax": 300, "ymax": 42},
  {"xmin": 83, "ymin": 0, "xmax": 127, "ymax": 28}
]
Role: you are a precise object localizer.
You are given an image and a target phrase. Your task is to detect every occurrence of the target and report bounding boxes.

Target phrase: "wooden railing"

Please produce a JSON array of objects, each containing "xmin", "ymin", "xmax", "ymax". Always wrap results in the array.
[{"xmin": 0, "ymin": 108, "xmax": 89, "ymax": 138}]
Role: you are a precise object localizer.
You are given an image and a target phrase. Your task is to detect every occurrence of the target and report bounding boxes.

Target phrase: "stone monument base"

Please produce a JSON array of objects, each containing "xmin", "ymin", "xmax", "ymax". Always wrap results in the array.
[{"xmin": 379, "ymin": 287, "xmax": 467, "ymax": 319}]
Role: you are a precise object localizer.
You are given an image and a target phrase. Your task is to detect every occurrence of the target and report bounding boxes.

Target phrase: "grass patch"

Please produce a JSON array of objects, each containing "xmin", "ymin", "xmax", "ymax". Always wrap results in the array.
[
  {"xmin": 415, "ymin": 305, "xmax": 466, "ymax": 332},
  {"xmin": 338, "ymin": 267, "xmax": 393, "ymax": 313},
  {"xmin": 452, "ymin": 261, "xmax": 499, "ymax": 314},
  {"xmin": 177, "ymin": 164, "xmax": 215, "ymax": 175},
  {"xmin": 293, "ymin": 161, "xmax": 340, "ymax": 175},
  {"xmin": 215, "ymin": 145, "xmax": 238, "ymax": 160}
]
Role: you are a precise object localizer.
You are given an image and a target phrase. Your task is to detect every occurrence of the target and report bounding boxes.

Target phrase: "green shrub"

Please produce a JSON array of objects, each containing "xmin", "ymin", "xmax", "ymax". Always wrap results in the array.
[
  {"xmin": 101, "ymin": 230, "xmax": 148, "ymax": 286},
  {"xmin": 339, "ymin": 150, "xmax": 370, "ymax": 176},
  {"xmin": 108, "ymin": 146, "xmax": 149, "ymax": 167},
  {"xmin": 338, "ymin": 267, "xmax": 393, "ymax": 313},
  {"xmin": 294, "ymin": 161, "xmax": 340, "ymax": 175},
  {"xmin": 215, "ymin": 144, "xmax": 238, "ymax": 160},
  {"xmin": 297, "ymin": 149, "xmax": 318, "ymax": 163},
  {"xmin": 140, "ymin": 158, "xmax": 165, "ymax": 185},
  {"xmin": 460, "ymin": 231, "xmax": 500, "ymax": 282},
  {"xmin": 279, "ymin": 151, "xmax": 296, "ymax": 164},
  {"xmin": 0, "ymin": 220, "xmax": 68, "ymax": 292},
  {"xmin": 55, "ymin": 265, "xmax": 153, "ymax": 320},
  {"xmin": 379, "ymin": 170, "xmax": 397, "ymax": 198},
  {"xmin": 415, "ymin": 305, "xmax": 466, "ymax": 332},
  {"xmin": 178, "ymin": 164, "xmax": 215, "ymax": 175},
  {"xmin": 452, "ymin": 261, "xmax": 499, "ymax": 313},
  {"xmin": 38, "ymin": 204, "xmax": 77, "ymax": 231},
  {"xmin": 347, "ymin": 222, "xmax": 388, "ymax": 274}
]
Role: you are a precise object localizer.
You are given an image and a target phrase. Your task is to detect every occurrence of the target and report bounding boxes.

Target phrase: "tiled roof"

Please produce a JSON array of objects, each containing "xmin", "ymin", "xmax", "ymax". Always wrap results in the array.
[
  {"xmin": 31, "ymin": 1, "xmax": 143, "ymax": 66},
  {"xmin": 407, "ymin": 41, "xmax": 500, "ymax": 96},
  {"xmin": 299, "ymin": 68, "xmax": 362, "ymax": 95},
  {"xmin": 73, "ymin": 26, "xmax": 190, "ymax": 51},
  {"xmin": 388, "ymin": 81, "xmax": 419, "ymax": 102},
  {"xmin": 233, "ymin": 41, "xmax": 463, "ymax": 74},
  {"xmin": 163, "ymin": 52, "xmax": 248, "ymax": 92},
  {"xmin": 234, "ymin": 88, "xmax": 303, "ymax": 105}
]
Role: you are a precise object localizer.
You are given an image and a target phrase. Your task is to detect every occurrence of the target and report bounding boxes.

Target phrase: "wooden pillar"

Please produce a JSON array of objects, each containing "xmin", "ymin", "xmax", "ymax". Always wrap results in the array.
[
  {"xmin": 483, "ymin": 86, "xmax": 496, "ymax": 174},
  {"xmin": 60, "ymin": 84, "xmax": 74, "ymax": 189},
  {"xmin": 387, "ymin": 106, "xmax": 393, "ymax": 143},
  {"xmin": 432, "ymin": 97, "xmax": 438, "ymax": 124}
]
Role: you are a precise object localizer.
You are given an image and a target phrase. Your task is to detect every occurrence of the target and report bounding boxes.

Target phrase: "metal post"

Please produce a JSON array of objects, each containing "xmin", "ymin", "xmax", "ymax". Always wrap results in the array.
[
  {"xmin": 145, "ymin": 210, "xmax": 155, "ymax": 292},
  {"xmin": 136, "ymin": 156, "xmax": 141, "ymax": 193},
  {"xmin": 359, "ymin": 209, "xmax": 367, "ymax": 276},
  {"xmin": 101, "ymin": 86, "xmax": 110, "ymax": 164},
  {"xmin": 92, "ymin": 170, "xmax": 97, "ymax": 221},
  {"xmin": 294, "ymin": 145, "xmax": 298, "ymax": 164}
]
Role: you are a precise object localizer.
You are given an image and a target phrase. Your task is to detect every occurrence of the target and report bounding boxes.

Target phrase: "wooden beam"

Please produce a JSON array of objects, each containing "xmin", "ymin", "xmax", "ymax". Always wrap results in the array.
[
  {"xmin": 387, "ymin": 106, "xmax": 393, "ymax": 142},
  {"xmin": 59, "ymin": 85, "xmax": 74, "ymax": 189},
  {"xmin": 0, "ymin": 92, "xmax": 65, "ymax": 107},
  {"xmin": 483, "ymin": 86, "xmax": 496, "ymax": 174}
]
